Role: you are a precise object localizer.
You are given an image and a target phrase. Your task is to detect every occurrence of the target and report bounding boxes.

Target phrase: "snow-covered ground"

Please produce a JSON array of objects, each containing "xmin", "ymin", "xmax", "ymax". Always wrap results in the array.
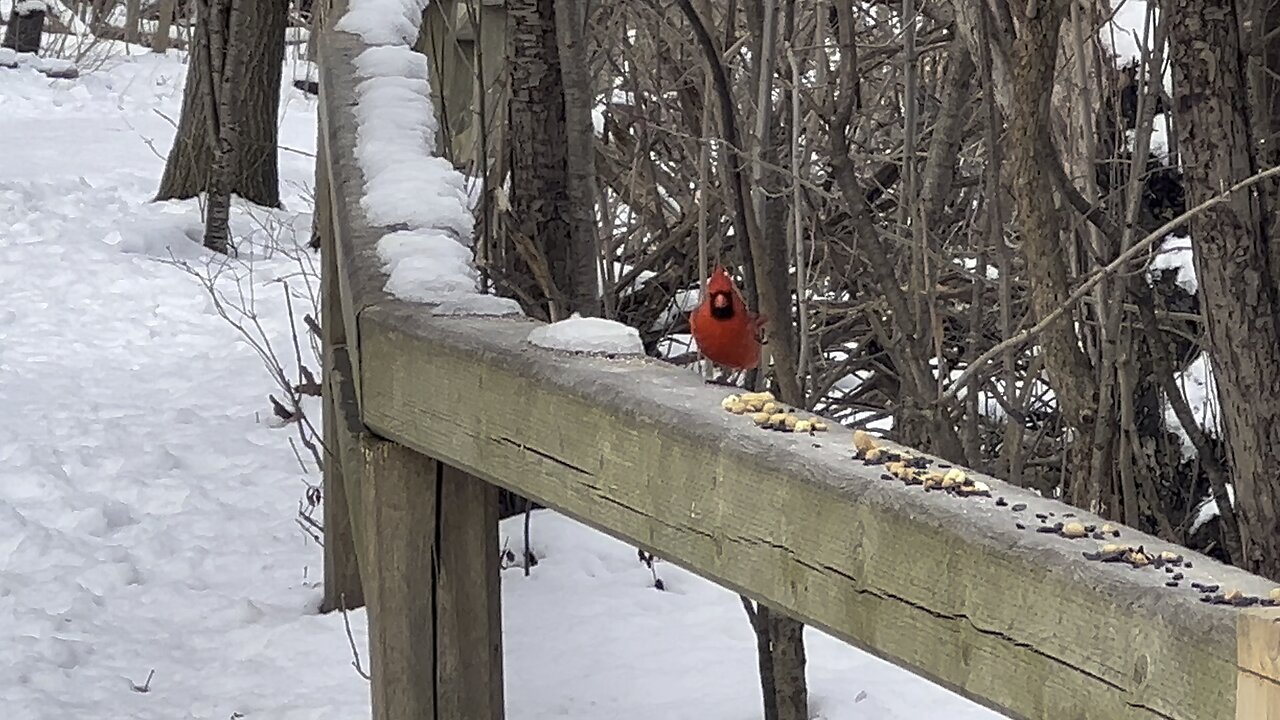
[{"xmin": 0, "ymin": 41, "xmax": 1015, "ymax": 720}]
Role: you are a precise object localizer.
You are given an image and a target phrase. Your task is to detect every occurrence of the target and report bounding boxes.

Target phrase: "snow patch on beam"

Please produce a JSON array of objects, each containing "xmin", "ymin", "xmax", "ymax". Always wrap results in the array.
[{"xmin": 333, "ymin": 0, "xmax": 522, "ymax": 317}]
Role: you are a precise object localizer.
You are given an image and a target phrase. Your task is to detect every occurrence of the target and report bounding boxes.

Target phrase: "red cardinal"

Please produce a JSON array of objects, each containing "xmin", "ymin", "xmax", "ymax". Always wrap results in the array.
[{"xmin": 689, "ymin": 265, "xmax": 766, "ymax": 371}]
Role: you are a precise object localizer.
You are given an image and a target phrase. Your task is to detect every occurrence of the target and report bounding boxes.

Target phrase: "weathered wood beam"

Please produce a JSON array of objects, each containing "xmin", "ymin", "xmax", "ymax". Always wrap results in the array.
[
  {"xmin": 319, "ymin": 132, "xmax": 364, "ymax": 613},
  {"xmin": 355, "ymin": 302, "xmax": 1280, "ymax": 720}
]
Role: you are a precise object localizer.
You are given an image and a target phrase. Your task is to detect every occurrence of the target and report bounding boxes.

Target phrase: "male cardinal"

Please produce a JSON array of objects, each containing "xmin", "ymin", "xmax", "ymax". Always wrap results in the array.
[{"xmin": 689, "ymin": 265, "xmax": 766, "ymax": 374}]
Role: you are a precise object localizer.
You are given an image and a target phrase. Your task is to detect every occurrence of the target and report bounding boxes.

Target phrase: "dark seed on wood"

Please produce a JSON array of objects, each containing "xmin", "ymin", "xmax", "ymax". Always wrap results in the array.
[
  {"xmin": 1084, "ymin": 524, "xmax": 1096, "ymax": 533},
  {"xmin": 1191, "ymin": 582, "xmax": 1203, "ymax": 590},
  {"xmin": 1011, "ymin": 503, "xmax": 1028, "ymax": 512},
  {"xmin": 1035, "ymin": 513, "xmax": 1049, "ymax": 520},
  {"xmin": 1063, "ymin": 512, "xmax": 1075, "ymax": 518},
  {"xmin": 1091, "ymin": 532, "xmax": 1106, "ymax": 540},
  {"xmin": 996, "ymin": 497, "xmax": 1008, "ymax": 507},
  {"xmin": 1232, "ymin": 596, "xmax": 1258, "ymax": 607},
  {"xmin": 880, "ymin": 473, "xmax": 894, "ymax": 482},
  {"xmin": 1164, "ymin": 566, "xmax": 1174, "ymax": 574},
  {"xmin": 1172, "ymin": 572, "xmax": 1184, "ymax": 581},
  {"xmin": 1082, "ymin": 551, "xmax": 1102, "ymax": 560},
  {"xmin": 1201, "ymin": 584, "xmax": 1219, "ymax": 593},
  {"xmin": 1165, "ymin": 581, "xmax": 1179, "ymax": 588},
  {"xmin": 938, "ymin": 463, "xmax": 951, "ymax": 468},
  {"xmin": 1184, "ymin": 561, "xmax": 1193, "ymax": 568},
  {"xmin": 1035, "ymin": 525, "xmax": 1059, "ymax": 534},
  {"xmin": 1199, "ymin": 596, "xmax": 1212, "ymax": 603},
  {"xmin": 1016, "ymin": 522, "xmax": 1027, "ymax": 530},
  {"xmin": 1261, "ymin": 598, "xmax": 1279, "ymax": 607}
]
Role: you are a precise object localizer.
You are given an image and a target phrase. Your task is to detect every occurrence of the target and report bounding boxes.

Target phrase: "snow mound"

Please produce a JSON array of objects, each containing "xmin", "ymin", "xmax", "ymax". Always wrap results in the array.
[
  {"xmin": 338, "ymin": 3, "xmax": 523, "ymax": 318},
  {"xmin": 335, "ymin": 0, "xmax": 430, "ymax": 45},
  {"xmin": 528, "ymin": 315, "xmax": 645, "ymax": 356}
]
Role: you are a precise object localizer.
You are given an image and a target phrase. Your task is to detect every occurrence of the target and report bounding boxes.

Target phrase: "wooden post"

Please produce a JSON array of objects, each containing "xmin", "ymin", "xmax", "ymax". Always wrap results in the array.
[
  {"xmin": 319, "ymin": 137, "xmax": 364, "ymax": 613},
  {"xmin": 361, "ymin": 438, "xmax": 439, "ymax": 720},
  {"xmin": 330, "ymin": 346, "xmax": 505, "ymax": 719},
  {"xmin": 1237, "ymin": 608, "xmax": 1280, "ymax": 719},
  {"xmin": 436, "ymin": 465, "xmax": 504, "ymax": 719}
]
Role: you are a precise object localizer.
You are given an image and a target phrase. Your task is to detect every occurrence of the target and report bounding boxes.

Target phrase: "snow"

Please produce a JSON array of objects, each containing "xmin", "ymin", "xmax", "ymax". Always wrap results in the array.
[
  {"xmin": 0, "ymin": 32, "xmax": 1009, "ymax": 720},
  {"xmin": 1190, "ymin": 484, "xmax": 1235, "ymax": 535},
  {"xmin": 341, "ymin": 2, "xmax": 519, "ymax": 316},
  {"xmin": 1165, "ymin": 352, "xmax": 1221, "ymax": 458},
  {"xmin": 377, "ymin": 227, "xmax": 480, "ymax": 301},
  {"xmin": 334, "ymin": 0, "xmax": 430, "ymax": 46},
  {"xmin": 527, "ymin": 314, "xmax": 645, "ymax": 356},
  {"xmin": 1105, "ymin": 1, "xmax": 1152, "ymax": 65},
  {"xmin": 502, "ymin": 512, "xmax": 1004, "ymax": 720},
  {"xmin": 13, "ymin": 0, "xmax": 51, "ymax": 15},
  {"xmin": 1149, "ymin": 235, "xmax": 1197, "ymax": 293}
]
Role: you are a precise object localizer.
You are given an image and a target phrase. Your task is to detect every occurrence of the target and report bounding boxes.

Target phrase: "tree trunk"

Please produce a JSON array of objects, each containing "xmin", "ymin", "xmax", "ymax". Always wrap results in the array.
[
  {"xmin": 506, "ymin": 0, "xmax": 599, "ymax": 320},
  {"xmin": 152, "ymin": 0, "xmax": 176, "ymax": 53},
  {"xmin": 2, "ymin": 6, "xmax": 45, "ymax": 53},
  {"xmin": 552, "ymin": 0, "xmax": 601, "ymax": 317},
  {"xmin": 155, "ymin": 0, "xmax": 288, "ymax": 208},
  {"xmin": 1165, "ymin": 0, "xmax": 1280, "ymax": 579},
  {"xmin": 124, "ymin": 0, "xmax": 141, "ymax": 43},
  {"xmin": 195, "ymin": 0, "xmax": 247, "ymax": 254},
  {"xmin": 1006, "ymin": 0, "xmax": 1100, "ymax": 504}
]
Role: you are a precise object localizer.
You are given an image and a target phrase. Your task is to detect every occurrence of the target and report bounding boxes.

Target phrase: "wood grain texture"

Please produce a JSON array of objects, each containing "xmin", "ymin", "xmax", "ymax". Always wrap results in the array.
[
  {"xmin": 319, "ymin": 139, "xmax": 363, "ymax": 614},
  {"xmin": 436, "ymin": 465, "xmax": 505, "ymax": 720},
  {"xmin": 357, "ymin": 303, "xmax": 1280, "ymax": 720},
  {"xmin": 1237, "ymin": 609, "xmax": 1280, "ymax": 719},
  {"xmin": 360, "ymin": 436, "xmax": 438, "ymax": 720},
  {"xmin": 329, "ymin": 345, "xmax": 370, "ymax": 584}
]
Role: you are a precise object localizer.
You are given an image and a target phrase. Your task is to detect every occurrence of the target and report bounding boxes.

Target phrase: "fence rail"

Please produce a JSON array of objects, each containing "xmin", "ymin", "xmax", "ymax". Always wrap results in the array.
[{"xmin": 314, "ymin": 14, "xmax": 1280, "ymax": 720}]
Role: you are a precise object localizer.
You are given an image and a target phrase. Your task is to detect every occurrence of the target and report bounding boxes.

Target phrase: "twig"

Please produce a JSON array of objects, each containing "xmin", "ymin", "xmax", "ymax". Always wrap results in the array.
[
  {"xmin": 130, "ymin": 668, "xmax": 156, "ymax": 693},
  {"xmin": 340, "ymin": 594, "xmax": 371, "ymax": 680}
]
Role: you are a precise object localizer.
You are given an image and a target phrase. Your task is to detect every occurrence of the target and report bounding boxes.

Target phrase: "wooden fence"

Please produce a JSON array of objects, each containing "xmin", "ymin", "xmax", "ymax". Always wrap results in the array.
[{"xmin": 313, "ymin": 15, "xmax": 1280, "ymax": 720}]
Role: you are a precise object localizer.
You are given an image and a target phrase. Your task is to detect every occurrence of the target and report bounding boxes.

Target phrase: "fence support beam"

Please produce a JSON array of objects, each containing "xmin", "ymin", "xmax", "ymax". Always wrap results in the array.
[
  {"xmin": 436, "ymin": 465, "xmax": 504, "ymax": 719},
  {"xmin": 360, "ymin": 437, "xmax": 438, "ymax": 720},
  {"xmin": 319, "ymin": 136, "xmax": 364, "ymax": 614}
]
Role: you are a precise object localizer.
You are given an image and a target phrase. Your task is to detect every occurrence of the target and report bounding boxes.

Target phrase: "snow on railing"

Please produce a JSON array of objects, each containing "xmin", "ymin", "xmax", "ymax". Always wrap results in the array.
[{"xmin": 334, "ymin": 0, "xmax": 521, "ymax": 317}]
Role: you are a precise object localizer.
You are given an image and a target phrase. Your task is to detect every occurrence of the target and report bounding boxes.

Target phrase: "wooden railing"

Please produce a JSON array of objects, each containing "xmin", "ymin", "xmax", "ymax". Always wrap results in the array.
[{"xmin": 314, "ymin": 11, "xmax": 1280, "ymax": 720}]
